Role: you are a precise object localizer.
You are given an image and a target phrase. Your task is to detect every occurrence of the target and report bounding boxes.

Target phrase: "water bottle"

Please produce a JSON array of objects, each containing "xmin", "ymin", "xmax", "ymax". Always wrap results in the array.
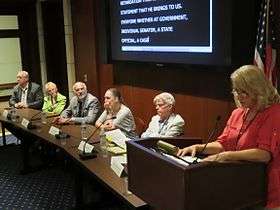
[
  {"xmin": 123, "ymin": 176, "xmax": 132, "ymax": 196},
  {"xmin": 80, "ymin": 120, "xmax": 87, "ymax": 140},
  {"xmin": 99, "ymin": 128, "xmax": 108, "ymax": 157},
  {"xmin": 41, "ymin": 112, "xmax": 47, "ymax": 124}
]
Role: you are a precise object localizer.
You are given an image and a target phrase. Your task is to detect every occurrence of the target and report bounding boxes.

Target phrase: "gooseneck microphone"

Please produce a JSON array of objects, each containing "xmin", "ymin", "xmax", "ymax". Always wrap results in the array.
[
  {"xmin": 193, "ymin": 115, "xmax": 221, "ymax": 163},
  {"xmin": 79, "ymin": 116, "xmax": 116, "ymax": 160}
]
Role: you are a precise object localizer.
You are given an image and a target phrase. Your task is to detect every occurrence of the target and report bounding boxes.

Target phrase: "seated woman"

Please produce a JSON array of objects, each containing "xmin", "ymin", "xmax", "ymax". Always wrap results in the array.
[
  {"xmin": 141, "ymin": 92, "xmax": 185, "ymax": 138},
  {"xmin": 178, "ymin": 65, "xmax": 280, "ymax": 210},
  {"xmin": 95, "ymin": 88, "xmax": 137, "ymax": 139},
  {"xmin": 42, "ymin": 82, "xmax": 66, "ymax": 115}
]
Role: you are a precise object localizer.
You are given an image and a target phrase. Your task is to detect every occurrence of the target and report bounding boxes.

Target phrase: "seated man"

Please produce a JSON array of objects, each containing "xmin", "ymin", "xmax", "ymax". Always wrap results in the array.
[
  {"xmin": 42, "ymin": 82, "xmax": 66, "ymax": 115},
  {"xmin": 9, "ymin": 70, "xmax": 43, "ymax": 109},
  {"xmin": 141, "ymin": 92, "xmax": 185, "ymax": 138},
  {"xmin": 53, "ymin": 82, "xmax": 101, "ymax": 124}
]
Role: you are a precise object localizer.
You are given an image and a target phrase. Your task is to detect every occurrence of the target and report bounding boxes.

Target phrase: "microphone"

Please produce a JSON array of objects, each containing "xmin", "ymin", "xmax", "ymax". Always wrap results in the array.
[
  {"xmin": 79, "ymin": 116, "xmax": 116, "ymax": 160},
  {"xmin": 193, "ymin": 115, "xmax": 221, "ymax": 163},
  {"xmin": 54, "ymin": 118, "xmax": 71, "ymax": 139},
  {"xmin": 27, "ymin": 111, "xmax": 44, "ymax": 129},
  {"xmin": 5, "ymin": 107, "xmax": 20, "ymax": 121}
]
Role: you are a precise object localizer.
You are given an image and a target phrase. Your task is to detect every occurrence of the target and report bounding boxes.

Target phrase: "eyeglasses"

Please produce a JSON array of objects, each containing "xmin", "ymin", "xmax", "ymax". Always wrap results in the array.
[
  {"xmin": 232, "ymin": 89, "xmax": 248, "ymax": 96},
  {"xmin": 155, "ymin": 102, "xmax": 170, "ymax": 108}
]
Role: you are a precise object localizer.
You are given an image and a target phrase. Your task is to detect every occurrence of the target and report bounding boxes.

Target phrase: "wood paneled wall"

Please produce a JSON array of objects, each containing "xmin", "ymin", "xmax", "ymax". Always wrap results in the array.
[
  {"xmin": 71, "ymin": 0, "xmax": 280, "ymax": 140},
  {"xmin": 71, "ymin": 0, "xmax": 100, "ymax": 98},
  {"xmin": 97, "ymin": 64, "xmax": 234, "ymax": 139}
]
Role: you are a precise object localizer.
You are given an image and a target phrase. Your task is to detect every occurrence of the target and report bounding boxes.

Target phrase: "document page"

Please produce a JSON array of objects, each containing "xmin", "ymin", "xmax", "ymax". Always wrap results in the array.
[
  {"xmin": 162, "ymin": 153, "xmax": 202, "ymax": 166},
  {"xmin": 105, "ymin": 129, "xmax": 128, "ymax": 149}
]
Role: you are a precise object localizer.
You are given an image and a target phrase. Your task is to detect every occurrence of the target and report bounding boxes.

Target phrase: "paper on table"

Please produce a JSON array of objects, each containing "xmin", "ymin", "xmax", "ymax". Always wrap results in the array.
[
  {"xmin": 105, "ymin": 129, "xmax": 128, "ymax": 149},
  {"xmin": 111, "ymin": 155, "xmax": 127, "ymax": 177},
  {"xmin": 111, "ymin": 155, "xmax": 127, "ymax": 165},
  {"xmin": 107, "ymin": 146, "xmax": 126, "ymax": 155},
  {"xmin": 162, "ymin": 153, "xmax": 202, "ymax": 166},
  {"xmin": 181, "ymin": 155, "xmax": 202, "ymax": 163}
]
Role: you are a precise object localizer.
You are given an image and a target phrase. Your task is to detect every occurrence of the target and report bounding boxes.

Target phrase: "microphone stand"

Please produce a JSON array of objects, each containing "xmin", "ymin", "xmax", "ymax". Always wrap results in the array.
[
  {"xmin": 79, "ymin": 116, "xmax": 116, "ymax": 160},
  {"xmin": 6, "ymin": 107, "xmax": 20, "ymax": 121},
  {"xmin": 193, "ymin": 116, "xmax": 221, "ymax": 163}
]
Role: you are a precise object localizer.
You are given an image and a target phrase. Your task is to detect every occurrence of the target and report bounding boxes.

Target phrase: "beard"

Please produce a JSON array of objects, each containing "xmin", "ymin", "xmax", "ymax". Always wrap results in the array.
[{"xmin": 77, "ymin": 92, "xmax": 87, "ymax": 100}]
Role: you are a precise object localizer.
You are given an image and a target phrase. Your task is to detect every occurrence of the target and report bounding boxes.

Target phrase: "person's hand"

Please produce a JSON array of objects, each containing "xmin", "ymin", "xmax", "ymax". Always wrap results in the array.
[
  {"xmin": 177, "ymin": 144, "xmax": 201, "ymax": 157},
  {"xmin": 52, "ymin": 117, "xmax": 70, "ymax": 125},
  {"xmin": 21, "ymin": 103, "xmax": 28, "ymax": 108},
  {"xmin": 104, "ymin": 103, "xmax": 110, "ymax": 110},
  {"xmin": 52, "ymin": 117, "xmax": 60, "ymax": 124},
  {"xmin": 202, "ymin": 151, "xmax": 231, "ymax": 162},
  {"xmin": 58, "ymin": 117, "xmax": 71, "ymax": 124},
  {"xmin": 15, "ymin": 102, "xmax": 25, "ymax": 108},
  {"xmin": 103, "ymin": 120, "xmax": 115, "ymax": 130}
]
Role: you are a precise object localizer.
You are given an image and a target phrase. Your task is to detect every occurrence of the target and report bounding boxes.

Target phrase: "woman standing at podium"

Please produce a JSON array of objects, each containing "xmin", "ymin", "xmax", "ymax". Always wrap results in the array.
[{"xmin": 178, "ymin": 65, "xmax": 280, "ymax": 210}]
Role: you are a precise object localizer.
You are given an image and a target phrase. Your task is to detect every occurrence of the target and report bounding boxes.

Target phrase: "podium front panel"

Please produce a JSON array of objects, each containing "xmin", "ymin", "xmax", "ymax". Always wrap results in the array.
[{"xmin": 127, "ymin": 138, "xmax": 266, "ymax": 210}]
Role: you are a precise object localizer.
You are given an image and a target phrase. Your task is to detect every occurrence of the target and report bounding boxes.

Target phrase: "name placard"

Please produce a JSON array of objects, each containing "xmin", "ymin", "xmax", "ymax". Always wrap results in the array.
[
  {"xmin": 78, "ymin": 141, "xmax": 94, "ymax": 153},
  {"xmin": 49, "ymin": 126, "xmax": 60, "ymax": 136},
  {"xmin": 21, "ymin": 118, "xmax": 30, "ymax": 128}
]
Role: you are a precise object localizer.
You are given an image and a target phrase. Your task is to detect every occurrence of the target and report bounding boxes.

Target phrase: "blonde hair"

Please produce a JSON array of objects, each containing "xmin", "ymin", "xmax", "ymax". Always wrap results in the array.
[
  {"xmin": 153, "ymin": 92, "xmax": 175, "ymax": 106},
  {"xmin": 231, "ymin": 65, "xmax": 280, "ymax": 110},
  {"xmin": 45, "ymin": 82, "xmax": 57, "ymax": 90}
]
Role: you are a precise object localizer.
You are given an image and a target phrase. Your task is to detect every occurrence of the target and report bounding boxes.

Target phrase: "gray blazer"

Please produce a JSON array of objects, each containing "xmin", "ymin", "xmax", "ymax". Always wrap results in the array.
[
  {"xmin": 96, "ymin": 104, "xmax": 138, "ymax": 139},
  {"xmin": 61, "ymin": 93, "xmax": 101, "ymax": 124},
  {"xmin": 141, "ymin": 113, "xmax": 185, "ymax": 138},
  {"xmin": 9, "ymin": 82, "xmax": 44, "ymax": 110}
]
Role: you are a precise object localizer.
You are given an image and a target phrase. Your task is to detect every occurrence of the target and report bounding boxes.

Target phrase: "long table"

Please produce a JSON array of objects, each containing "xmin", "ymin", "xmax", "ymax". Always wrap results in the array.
[{"xmin": 0, "ymin": 108, "xmax": 147, "ymax": 209}]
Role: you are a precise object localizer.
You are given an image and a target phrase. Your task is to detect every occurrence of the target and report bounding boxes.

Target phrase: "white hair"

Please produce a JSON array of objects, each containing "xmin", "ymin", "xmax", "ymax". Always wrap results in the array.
[
  {"xmin": 73, "ymin": 82, "xmax": 87, "ymax": 91},
  {"xmin": 153, "ymin": 92, "xmax": 175, "ymax": 106},
  {"xmin": 45, "ymin": 82, "xmax": 57, "ymax": 90},
  {"xmin": 18, "ymin": 71, "xmax": 29, "ymax": 80}
]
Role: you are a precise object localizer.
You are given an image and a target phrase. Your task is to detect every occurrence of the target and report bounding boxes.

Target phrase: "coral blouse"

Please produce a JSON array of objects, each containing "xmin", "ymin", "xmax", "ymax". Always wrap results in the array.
[{"xmin": 217, "ymin": 104, "xmax": 280, "ymax": 208}]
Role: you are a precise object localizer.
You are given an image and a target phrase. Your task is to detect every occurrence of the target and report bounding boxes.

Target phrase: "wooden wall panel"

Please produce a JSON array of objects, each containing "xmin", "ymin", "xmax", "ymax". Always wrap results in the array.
[
  {"xmin": 71, "ymin": 0, "xmax": 99, "ymax": 97},
  {"xmin": 98, "ymin": 64, "xmax": 113, "ymax": 99}
]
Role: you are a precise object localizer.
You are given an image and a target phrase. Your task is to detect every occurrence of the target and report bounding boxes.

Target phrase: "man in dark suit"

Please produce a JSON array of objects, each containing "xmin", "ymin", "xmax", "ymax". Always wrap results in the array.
[
  {"xmin": 53, "ymin": 82, "xmax": 101, "ymax": 124},
  {"xmin": 9, "ymin": 71, "xmax": 43, "ymax": 110}
]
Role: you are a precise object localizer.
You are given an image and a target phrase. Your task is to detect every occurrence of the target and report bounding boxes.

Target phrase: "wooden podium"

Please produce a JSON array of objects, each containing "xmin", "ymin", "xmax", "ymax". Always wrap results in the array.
[{"xmin": 126, "ymin": 138, "xmax": 266, "ymax": 210}]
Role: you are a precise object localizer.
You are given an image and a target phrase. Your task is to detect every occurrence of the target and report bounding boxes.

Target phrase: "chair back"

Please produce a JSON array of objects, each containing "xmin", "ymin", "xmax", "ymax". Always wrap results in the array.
[{"xmin": 134, "ymin": 116, "xmax": 146, "ymax": 136}]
